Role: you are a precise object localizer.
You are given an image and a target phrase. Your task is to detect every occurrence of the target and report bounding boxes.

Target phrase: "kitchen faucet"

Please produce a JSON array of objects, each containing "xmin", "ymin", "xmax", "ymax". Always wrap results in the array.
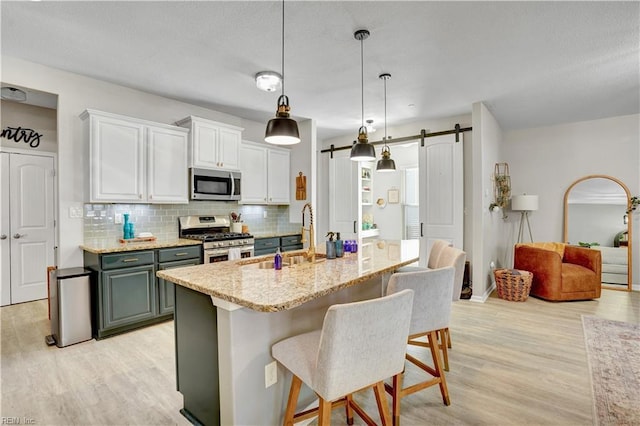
[{"xmin": 300, "ymin": 203, "xmax": 315, "ymax": 262}]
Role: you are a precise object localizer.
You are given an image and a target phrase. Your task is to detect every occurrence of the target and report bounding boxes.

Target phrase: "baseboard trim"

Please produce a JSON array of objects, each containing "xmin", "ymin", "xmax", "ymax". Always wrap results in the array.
[{"xmin": 470, "ymin": 283, "xmax": 495, "ymax": 303}]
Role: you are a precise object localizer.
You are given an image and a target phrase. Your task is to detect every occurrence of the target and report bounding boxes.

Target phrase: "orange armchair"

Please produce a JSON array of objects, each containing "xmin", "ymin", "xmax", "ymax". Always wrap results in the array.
[{"xmin": 513, "ymin": 242, "xmax": 601, "ymax": 301}]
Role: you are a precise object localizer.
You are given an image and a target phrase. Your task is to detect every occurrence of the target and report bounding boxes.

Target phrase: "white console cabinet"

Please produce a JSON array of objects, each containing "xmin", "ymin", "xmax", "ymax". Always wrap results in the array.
[
  {"xmin": 240, "ymin": 141, "xmax": 290, "ymax": 205},
  {"xmin": 176, "ymin": 116, "xmax": 243, "ymax": 171},
  {"xmin": 81, "ymin": 109, "xmax": 189, "ymax": 204}
]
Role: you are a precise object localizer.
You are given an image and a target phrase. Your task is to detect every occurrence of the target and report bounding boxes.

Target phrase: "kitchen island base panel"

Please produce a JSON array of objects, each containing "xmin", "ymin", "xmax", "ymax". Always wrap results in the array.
[
  {"xmin": 176, "ymin": 276, "xmax": 387, "ymax": 425},
  {"xmin": 175, "ymin": 285, "xmax": 220, "ymax": 426}
]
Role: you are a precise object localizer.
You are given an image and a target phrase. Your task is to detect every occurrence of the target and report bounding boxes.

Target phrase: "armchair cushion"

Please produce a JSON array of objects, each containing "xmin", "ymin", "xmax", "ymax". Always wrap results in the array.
[{"xmin": 513, "ymin": 243, "xmax": 601, "ymax": 302}]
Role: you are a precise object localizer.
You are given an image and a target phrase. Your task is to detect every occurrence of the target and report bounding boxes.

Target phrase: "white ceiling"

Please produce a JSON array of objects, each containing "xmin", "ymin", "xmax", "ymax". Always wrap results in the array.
[{"xmin": 2, "ymin": 1, "xmax": 638, "ymax": 141}]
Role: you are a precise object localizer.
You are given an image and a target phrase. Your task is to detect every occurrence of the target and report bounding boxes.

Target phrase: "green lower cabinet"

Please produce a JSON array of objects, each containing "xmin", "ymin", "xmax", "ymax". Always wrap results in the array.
[
  {"xmin": 158, "ymin": 258, "xmax": 200, "ymax": 315},
  {"xmin": 102, "ymin": 264, "xmax": 157, "ymax": 329},
  {"xmin": 84, "ymin": 245, "xmax": 202, "ymax": 339}
]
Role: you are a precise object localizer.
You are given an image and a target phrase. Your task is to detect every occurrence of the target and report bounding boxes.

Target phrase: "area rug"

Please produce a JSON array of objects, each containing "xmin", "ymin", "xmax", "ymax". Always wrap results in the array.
[{"xmin": 581, "ymin": 315, "xmax": 640, "ymax": 426}]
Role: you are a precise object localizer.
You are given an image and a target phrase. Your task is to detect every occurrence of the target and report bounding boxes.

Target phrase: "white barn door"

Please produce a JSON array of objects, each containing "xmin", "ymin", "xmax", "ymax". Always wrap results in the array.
[{"xmin": 418, "ymin": 134, "xmax": 463, "ymax": 267}]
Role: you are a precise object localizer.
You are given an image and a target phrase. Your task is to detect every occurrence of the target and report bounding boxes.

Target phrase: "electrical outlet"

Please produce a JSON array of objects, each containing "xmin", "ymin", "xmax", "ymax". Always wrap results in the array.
[
  {"xmin": 263, "ymin": 211, "xmax": 268, "ymax": 219},
  {"xmin": 115, "ymin": 213, "xmax": 123, "ymax": 224},
  {"xmin": 265, "ymin": 361, "xmax": 277, "ymax": 388}
]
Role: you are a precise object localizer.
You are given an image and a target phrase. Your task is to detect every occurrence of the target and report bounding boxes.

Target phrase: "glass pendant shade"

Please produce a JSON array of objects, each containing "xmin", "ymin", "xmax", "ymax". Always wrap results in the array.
[
  {"xmin": 265, "ymin": 95, "xmax": 300, "ymax": 145},
  {"xmin": 376, "ymin": 146, "xmax": 396, "ymax": 171}
]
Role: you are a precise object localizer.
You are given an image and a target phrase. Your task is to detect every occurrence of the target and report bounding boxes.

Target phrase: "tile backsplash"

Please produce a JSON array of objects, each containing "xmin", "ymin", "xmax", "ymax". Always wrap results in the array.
[{"xmin": 83, "ymin": 202, "xmax": 300, "ymax": 241}]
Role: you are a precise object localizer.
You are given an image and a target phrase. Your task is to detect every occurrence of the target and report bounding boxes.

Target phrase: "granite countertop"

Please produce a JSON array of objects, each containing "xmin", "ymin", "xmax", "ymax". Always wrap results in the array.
[
  {"xmin": 157, "ymin": 239, "xmax": 419, "ymax": 312},
  {"xmin": 80, "ymin": 238, "xmax": 202, "ymax": 254}
]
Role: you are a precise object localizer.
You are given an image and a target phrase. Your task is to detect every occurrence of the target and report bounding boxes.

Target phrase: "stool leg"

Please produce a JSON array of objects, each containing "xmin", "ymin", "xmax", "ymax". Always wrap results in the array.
[
  {"xmin": 345, "ymin": 394, "xmax": 354, "ymax": 425},
  {"xmin": 446, "ymin": 327, "xmax": 452, "ymax": 349},
  {"xmin": 318, "ymin": 397, "xmax": 332, "ymax": 426},
  {"xmin": 391, "ymin": 373, "xmax": 404, "ymax": 426},
  {"xmin": 428, "ymin": 330, "xmax": 451, "ymax": 406},
  {"xmin": 284, "ymin": 375, "xmax": 302, "ymax": 426},
  {"xmin": 373, "ymin": 381, "xmax": 392, "ymax": 426},
  {"xmin": 439, "ymin": 329, "xmax": 450, "ymax": 372}
]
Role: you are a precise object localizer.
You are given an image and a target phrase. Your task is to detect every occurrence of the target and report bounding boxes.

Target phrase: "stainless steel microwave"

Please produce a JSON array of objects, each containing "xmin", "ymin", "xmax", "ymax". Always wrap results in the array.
[{"xmin": 190, "ymin": 168, "xmax": 241, "ymax": 201}]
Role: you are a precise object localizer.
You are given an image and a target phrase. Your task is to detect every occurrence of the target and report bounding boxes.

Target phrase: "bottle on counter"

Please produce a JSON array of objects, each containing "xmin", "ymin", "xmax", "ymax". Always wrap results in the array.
[
  {"xmin": 274, "ymin": 248, "xmax": 282, "ymax": 270},
  {"xmin": 335, "ymin": 232, "xmax": 344, "ymax": 258},
  {"xmin": 325, "ymin": 232, "xmax": 336, "ymax": 259}
]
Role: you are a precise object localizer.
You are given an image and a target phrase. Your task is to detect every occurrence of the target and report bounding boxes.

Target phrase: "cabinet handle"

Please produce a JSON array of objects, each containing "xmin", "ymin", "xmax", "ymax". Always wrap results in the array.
[
  {"xmin": 149, "ymin": 194, "xmax": 153, "ymax": 200},
  {"xmin": 0, "ymin": 234, "xmax": 7, "ymax": 240},
  {"xmin": 353, "ymin": 221, "xmax": 356, "ymax": 234},
  {"xmin": 420, "ymin": 223, "xmax": 424, "ymax": 237},
  {"xmin": 174, "ymin": 252, "xmax": 188, "ymax": 257},
  {"xmin": 122, "ymin": 258, "xmax": 139, "ymax": 263},
  {"xmin": 139, "ymin": 194, "xmax": 142, "ymax": 199}
]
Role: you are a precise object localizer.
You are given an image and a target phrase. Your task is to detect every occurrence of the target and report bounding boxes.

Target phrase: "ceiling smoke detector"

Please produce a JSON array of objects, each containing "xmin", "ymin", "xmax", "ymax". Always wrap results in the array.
[{"xmin": 1, "ymin": 87, "xmax": 27, "ymax": 102}]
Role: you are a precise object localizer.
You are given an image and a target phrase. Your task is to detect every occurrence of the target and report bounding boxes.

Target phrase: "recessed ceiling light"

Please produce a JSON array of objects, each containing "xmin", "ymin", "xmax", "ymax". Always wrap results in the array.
[
  {"xmin": 255, "ymin": 71, "xmax": 282, "ymax": 92},
  {"xmin": 1, "ymin": 87, "xmax": 27, "ymax": 102}
]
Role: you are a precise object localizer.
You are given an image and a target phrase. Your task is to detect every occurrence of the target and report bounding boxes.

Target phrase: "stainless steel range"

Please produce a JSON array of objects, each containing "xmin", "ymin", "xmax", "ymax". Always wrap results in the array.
[{"xmin": 179, "ymin": 216, "xmax": 254, "ymax": 263}]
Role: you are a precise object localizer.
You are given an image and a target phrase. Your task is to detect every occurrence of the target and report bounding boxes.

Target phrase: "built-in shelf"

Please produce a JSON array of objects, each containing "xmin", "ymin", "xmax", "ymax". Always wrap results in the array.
[{"xmin": 361, "ymin": 229, "xmax": 380, "ymax": 238}]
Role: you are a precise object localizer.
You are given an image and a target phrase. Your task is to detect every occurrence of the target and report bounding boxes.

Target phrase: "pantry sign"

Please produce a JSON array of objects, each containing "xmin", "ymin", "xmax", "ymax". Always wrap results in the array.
[{"xmin": 1, "ymin": 126, "xmax": 43, "ymax": 148}]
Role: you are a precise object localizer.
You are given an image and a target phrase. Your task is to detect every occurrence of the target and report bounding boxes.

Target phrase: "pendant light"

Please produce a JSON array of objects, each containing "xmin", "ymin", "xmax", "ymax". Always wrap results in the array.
[
  {"xmin": 265, "ymin": 0, "xmax": 300, "ymax": 145},
  {"xmin": 376, "ymin": 73, "xmax": 396, "ymax": 172},
  {"xmin": 350, "ymin": 29, "xmax": 376, "ymax": 162}
]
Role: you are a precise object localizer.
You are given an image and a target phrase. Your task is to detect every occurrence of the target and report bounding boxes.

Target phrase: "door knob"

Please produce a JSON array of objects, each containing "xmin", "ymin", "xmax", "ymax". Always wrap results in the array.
[
  {"xmin": 13, "ymin": 233, "xmax": 27, "ymax": 239},
  {"xmin": 0, "ymin": 234, "xmax": 7, "ymax": 240}
]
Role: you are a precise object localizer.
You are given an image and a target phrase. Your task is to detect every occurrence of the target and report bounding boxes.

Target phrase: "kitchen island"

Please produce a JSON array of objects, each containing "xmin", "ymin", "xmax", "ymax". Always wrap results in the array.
[{"xmin": 157, "ymin": 239, "xmax": 419, "ymax": 426}]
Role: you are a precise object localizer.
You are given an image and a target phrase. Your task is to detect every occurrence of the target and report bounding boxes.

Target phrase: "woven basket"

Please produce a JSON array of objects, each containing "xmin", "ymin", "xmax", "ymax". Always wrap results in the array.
[{"xmin": 494, "ymin": 269, "xmax": 533, "ymax": 302}]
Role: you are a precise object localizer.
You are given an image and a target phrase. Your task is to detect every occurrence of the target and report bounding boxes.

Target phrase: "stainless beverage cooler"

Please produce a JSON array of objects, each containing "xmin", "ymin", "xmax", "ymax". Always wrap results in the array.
[{"xmin": 48, "ymin": 267, "xmax": 93, "ymax": 347}]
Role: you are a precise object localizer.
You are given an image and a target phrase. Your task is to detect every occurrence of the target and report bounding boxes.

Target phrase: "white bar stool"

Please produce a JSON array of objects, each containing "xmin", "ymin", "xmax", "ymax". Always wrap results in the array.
[{"xmin": 272, "ymin": 290, "xmax": 415, "ymax": 426}]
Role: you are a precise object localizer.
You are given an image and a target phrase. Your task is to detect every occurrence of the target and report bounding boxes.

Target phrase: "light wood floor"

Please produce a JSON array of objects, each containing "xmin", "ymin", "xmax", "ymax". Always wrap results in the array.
[{"xmin": 1, "ymin": 289, "xmax": 638, "ymax": 425}]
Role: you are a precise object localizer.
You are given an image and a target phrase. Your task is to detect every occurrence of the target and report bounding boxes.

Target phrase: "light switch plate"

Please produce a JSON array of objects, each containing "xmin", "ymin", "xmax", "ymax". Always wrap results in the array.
[
  {"xmin": 69, "ymin": 206, "xmax": 83, "ymax": 218},
  {"xmin": 115, "ymin": 213, "xmax": 123, "ymax": 224}
]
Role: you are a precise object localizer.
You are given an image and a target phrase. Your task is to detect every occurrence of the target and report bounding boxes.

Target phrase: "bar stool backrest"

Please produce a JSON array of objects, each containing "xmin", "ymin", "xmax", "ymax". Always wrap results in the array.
[{"xmin": 436, "ymin": 246, "xmax": 467, "ymax": 301}]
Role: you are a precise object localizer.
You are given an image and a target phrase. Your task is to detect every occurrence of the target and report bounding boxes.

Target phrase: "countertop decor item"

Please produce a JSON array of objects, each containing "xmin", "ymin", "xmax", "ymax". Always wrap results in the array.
[{"xmin": 264, "ymin": 0, "xmax": 300, "ymax": 145}]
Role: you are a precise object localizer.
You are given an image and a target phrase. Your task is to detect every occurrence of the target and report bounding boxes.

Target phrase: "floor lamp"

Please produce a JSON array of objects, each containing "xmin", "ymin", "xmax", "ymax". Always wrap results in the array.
[{"xmin": 512, "ymin": 195, "xmax": 538, "ymax": 243}]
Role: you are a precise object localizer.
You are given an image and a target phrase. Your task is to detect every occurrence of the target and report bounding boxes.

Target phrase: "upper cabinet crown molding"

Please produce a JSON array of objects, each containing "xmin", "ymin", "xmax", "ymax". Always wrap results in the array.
[
  {"xmin": 81, "ymin": 109, "xmax": 189, "ymax": 204},
  {"xmin": 176, "ymin": 116, "xmax": 244, "ymax": 171}
]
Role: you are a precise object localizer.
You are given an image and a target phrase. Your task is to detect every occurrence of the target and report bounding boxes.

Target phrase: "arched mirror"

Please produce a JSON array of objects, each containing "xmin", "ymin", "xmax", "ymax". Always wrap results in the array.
[{"xmin": 563, "ymin": 175, "xmax": 633, "ymax": 291}]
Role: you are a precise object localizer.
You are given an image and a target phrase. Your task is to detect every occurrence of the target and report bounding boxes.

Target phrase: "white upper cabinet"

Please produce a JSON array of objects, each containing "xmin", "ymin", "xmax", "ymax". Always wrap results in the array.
[
  {"xmin": 176, "ymin": 116, "xmax": 243, "ymax": 170},
  {"xmin": 267, "ymin": 149, "xmax": 290, "ymax": 204},
  {"xmin": 81, "ymin": 109, "xmax": 189, "ymax": 204},
  {"xmin": 147, "ymin": 126, "xmax": 189, "ymax": 203},
  {"xmin": 239, "ymin": 141, "xmax": 290, "ymax": 205}
]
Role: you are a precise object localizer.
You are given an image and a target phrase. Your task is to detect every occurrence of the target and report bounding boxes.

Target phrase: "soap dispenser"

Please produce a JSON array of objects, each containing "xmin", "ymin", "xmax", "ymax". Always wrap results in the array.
[
  {"xmin": 335, "ymin": 232, "xmax": 344, "ymax": 258},
  {"xmin": 325, "ymin": 232, "xmax": 336, "ymax": 259}
]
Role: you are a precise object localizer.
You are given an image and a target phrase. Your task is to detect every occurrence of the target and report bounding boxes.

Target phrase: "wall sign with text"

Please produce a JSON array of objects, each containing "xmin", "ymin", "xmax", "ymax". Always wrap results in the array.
[{"xmin": 1, "ymin": 126, "xmax": 43, "ymax": 148}]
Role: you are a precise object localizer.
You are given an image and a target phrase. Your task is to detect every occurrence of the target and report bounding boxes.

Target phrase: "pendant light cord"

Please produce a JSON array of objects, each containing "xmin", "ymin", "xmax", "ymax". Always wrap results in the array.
[
  {"xmin": 384, "ymin": 76, "xmax": 387, "ymax": 146},
  {"xmin": 281, "ymin": 0, "xmax": 285, "ymax": 97},
  {"xmin": 360, "ymin": 36, "xmax": 364, "ymax": 128}
]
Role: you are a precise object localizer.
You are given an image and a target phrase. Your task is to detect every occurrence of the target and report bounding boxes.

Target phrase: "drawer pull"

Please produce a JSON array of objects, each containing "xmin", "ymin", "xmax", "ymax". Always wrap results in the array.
[
  {"xmin": 175, "ymin": 252, "xmax": 188, "ymax": 257},
  {"xmin": 122, "ymin": 258, "xmax": 139, "ymax": 263}
]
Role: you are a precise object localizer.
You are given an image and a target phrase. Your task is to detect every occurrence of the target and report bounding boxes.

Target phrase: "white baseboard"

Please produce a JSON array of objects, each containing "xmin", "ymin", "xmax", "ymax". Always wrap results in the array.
[{"xmin": 470, "ymin": 283, "xmax": 495, "ymax": 303}]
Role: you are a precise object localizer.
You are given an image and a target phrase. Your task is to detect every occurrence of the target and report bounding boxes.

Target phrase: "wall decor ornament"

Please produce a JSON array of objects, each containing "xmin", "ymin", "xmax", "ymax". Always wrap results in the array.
[
  {"xmin": 295, "ymin": 171, "xmax": 307, "ymax": 200},
  {"xmin": 490, "ymin": 163, "xmax": 511, "ymax": 217}
]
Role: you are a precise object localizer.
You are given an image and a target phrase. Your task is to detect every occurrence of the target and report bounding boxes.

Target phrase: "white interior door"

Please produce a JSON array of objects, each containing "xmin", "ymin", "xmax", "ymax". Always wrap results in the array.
[
  {"xmin": 329, "ymin": 151, "xmax": 358, "ymax": 239},
  {"xmin": 1, "ymin": 153, "xmax": 10, "ymax": 306},
  {"xmin": 9, "ymin": 153, "xmax": 55, "ymax": 304},
  {"xmin": 418, "ymin": 134, "xmax": 463, "ymax": 267}
]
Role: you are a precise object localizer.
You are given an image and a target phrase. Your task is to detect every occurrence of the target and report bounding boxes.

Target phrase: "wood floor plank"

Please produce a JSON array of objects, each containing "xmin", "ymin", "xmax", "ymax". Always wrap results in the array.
[{"xmin": 1, "ymin": 289, "xmax": 638, "ymax": 425}]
